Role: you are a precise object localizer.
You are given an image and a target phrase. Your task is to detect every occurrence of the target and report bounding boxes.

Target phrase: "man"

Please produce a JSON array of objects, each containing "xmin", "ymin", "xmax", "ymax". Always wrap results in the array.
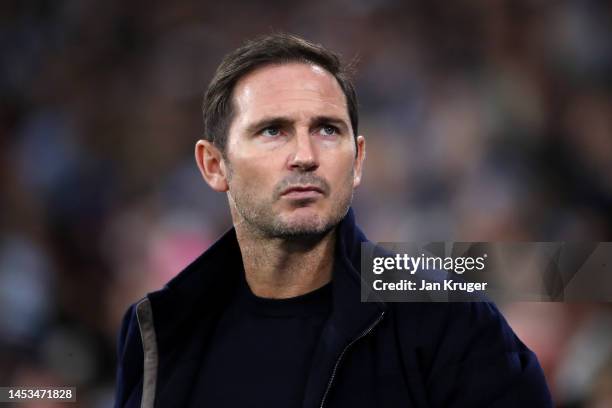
[{"xmin": 114, "ymin": 33, "xmax": 552, "ymax": 407}]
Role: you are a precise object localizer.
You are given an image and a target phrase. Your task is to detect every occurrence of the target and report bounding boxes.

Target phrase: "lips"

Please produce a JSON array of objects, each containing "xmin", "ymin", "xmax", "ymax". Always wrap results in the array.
[{"xmin": 280, "ymin": 185, "xmax": 324, "ymax": 198}]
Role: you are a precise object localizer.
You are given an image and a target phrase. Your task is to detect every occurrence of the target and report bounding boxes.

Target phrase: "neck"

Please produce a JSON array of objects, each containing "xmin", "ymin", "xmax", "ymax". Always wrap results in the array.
[{"xmin": 234, "ymin": 222, "xmax": 337, "ymax": 299}]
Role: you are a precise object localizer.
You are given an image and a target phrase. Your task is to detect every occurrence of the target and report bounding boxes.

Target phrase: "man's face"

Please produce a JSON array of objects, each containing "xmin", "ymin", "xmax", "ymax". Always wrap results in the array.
[{"xmin": 223, "ymin": 62, "xmax": 365, "ymax": 238}]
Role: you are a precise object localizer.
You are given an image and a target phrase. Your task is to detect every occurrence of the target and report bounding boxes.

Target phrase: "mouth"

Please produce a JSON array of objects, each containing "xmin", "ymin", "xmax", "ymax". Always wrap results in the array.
[{"xmin": 280, "ymin": 185, "xmax": 325, "ymax": 199}]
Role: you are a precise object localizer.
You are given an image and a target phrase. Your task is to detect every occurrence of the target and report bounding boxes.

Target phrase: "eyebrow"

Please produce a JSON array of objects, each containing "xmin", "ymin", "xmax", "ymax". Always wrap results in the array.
[
  {"xmin": 244, "ymin": 115, "xmax": 350, "ymax": 135},
  {"xmin": 311, "ymin": 115, "xmax": 350, "ymax": 133}
]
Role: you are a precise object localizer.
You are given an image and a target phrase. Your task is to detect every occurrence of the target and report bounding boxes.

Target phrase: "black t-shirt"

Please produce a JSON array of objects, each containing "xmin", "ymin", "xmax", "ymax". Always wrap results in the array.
[{"xmin": 188, "ymin": 272, "xmax": 332, "ymax": 407}]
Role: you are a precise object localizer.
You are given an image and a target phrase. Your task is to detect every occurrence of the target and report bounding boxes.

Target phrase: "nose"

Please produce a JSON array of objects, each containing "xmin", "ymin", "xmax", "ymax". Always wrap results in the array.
[{"xmin": 288, "ymin": 130, "xmax": 319, "ymax": 172}]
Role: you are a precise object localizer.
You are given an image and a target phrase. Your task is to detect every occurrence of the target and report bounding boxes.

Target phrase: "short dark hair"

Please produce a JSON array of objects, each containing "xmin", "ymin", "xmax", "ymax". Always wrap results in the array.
[{"xmin": 202, "ymin": 33, "xmax": 359, "ymax": 153}]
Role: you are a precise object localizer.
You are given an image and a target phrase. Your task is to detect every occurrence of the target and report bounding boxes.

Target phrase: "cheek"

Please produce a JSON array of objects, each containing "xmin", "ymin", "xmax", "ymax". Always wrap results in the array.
[
  {"xmin": 228, "ymin": 159, "xmax": 276, "ymax": 194},
  {"xmin": 324, "ymin": 154, "xmax": 356, "ymax": 190}
]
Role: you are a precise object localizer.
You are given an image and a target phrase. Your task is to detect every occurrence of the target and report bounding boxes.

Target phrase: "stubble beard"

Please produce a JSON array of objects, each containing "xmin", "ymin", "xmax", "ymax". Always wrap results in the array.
[{"xmin": 227, "ymin": 165, "xmax": 354, "ymax": 240}]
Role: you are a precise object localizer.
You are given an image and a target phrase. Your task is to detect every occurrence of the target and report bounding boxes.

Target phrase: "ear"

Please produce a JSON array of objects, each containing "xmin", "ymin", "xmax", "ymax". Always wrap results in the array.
[
  {"xmin": 195, "ymin": 139, "xmax": 229, "ymax": 192},
  {"xmin": 353, "ymin": 135, "xmax": 366, "ymax": 188}
]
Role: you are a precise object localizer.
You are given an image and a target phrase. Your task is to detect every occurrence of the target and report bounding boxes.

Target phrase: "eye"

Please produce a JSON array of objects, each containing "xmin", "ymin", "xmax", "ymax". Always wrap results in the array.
[
  {"xmin": 319, "ymin": 125, "xmax": 339, "ymax": 136},
  {"xmin": 261, "ymin": 126, "xmax": 281, "ymax": 137}
]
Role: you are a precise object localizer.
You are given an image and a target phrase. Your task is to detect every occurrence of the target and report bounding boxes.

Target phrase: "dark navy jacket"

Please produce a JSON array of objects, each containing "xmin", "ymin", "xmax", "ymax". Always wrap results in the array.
[{"xmin": 114, "ymin": 209, "xmax": 552, "ymax": 407}]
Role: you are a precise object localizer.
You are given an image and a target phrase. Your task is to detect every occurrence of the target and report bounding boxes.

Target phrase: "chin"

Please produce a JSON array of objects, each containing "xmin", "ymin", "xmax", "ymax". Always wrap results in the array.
[
  {"xmin": 274, "ymin": 209, "xmax": 331, "ymax": 237},
  {"xmin": 283, "ymin": 210, "xmax": 324, "ymax": 228}
]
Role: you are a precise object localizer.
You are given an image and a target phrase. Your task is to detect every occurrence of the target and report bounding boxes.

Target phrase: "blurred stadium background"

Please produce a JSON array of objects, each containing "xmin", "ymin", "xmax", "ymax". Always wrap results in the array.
[{"xmin": 1, "ymin": 0, "xmax": 611, "ymax": 406}]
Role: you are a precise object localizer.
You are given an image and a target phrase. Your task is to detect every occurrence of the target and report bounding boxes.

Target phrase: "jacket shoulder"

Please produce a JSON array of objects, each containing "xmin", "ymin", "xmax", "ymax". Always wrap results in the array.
[{"xmin": 388, "ymin": 301, "xmax": 552, "ymax": 407}]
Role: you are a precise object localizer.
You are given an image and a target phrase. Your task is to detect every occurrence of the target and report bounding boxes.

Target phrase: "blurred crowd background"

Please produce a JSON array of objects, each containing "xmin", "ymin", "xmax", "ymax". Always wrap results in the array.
[{"xmin": 1, "ymin": 0, "xmax": 611, "ymax": 406}]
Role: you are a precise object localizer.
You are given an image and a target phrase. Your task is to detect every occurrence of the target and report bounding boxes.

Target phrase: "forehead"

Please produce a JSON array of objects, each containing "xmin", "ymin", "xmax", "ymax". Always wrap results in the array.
[{"xmin": 231, "ymin": 62, "xmax": 349, "ymax": 126}]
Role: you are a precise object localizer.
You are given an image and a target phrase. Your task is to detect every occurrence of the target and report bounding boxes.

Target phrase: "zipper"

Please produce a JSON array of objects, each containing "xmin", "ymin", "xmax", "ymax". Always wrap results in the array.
[{"xmin": 319, "ymin": 311, "xmax": 386, "ymax": 408}]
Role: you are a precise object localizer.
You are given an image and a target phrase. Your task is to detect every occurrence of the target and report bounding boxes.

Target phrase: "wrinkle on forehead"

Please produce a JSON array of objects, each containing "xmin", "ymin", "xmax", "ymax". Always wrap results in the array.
[{"xmin": 232, "ymin": 62, "xmax": 348, "ymax": 119}]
